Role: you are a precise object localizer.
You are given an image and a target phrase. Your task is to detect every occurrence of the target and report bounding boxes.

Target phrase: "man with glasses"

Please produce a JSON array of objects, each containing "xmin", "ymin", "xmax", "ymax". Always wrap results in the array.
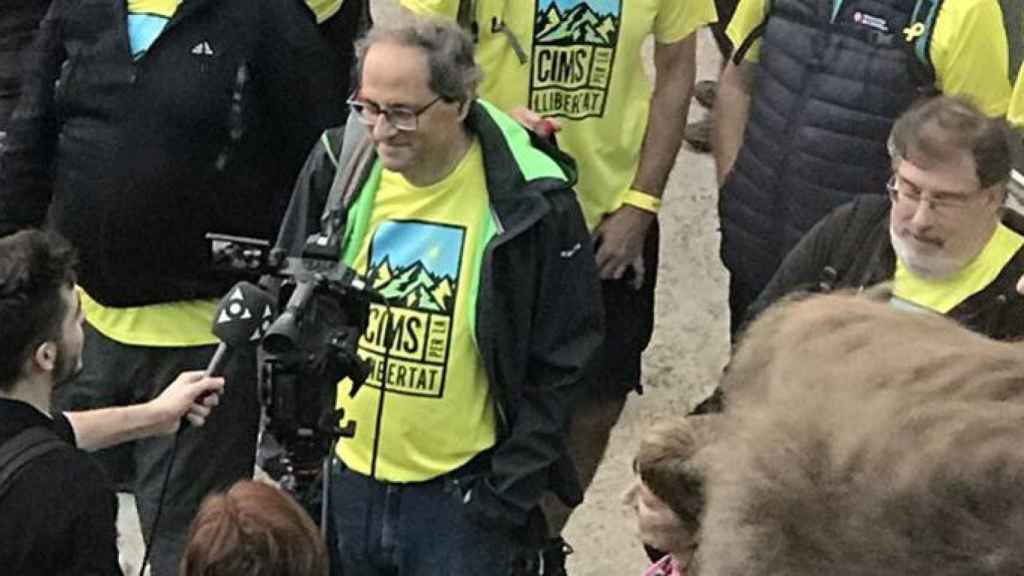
[
  {"xmin": 691, "ymin": 95, "xmax": 1023, "ymax": 414},
  {"xmin": 283, "ymin": 16, "xmax": 602, "ymax": 576},
  {"xmin": 735, "ymin": 95, "xmax": 1024, "ymax": 340},
  {"xmin": 713, "ymin": 0, "xmax": 1013, "ymax": 340}
]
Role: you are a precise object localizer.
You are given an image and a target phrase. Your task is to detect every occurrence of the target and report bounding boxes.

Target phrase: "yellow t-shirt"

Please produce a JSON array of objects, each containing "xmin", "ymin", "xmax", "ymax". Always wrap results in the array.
[
  {"xmin": 401, "ymin": 0, "xmax": 717, "ymax": 229},
  {"xmin": 307, "ymin": 0, "xmax": 345, "ymax": 23},
  {"xmin": 1010, "ymin": 62, "xmax": 1024, "ymax": 126},
  {"xmin": 80, "ymin": 290, "xmax": 219, "ymax": 347},
  {"xmin": 126, "ymin": 0, "xmax": 181, "ymax": 59},
  {"xmin": 335, "ymin": 141, "xmax": 498, "ymax": 482},
  {"xmin": 726, "ymin": 0, "xmax": 1011, "ymax": 116},
  {"xmin": 893, "ymin": 223, "xmax": 1024, "ymax": 314}
]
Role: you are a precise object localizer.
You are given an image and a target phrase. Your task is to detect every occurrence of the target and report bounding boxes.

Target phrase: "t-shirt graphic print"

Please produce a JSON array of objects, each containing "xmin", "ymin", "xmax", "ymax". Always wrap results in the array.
[
  {"xmin": 359, "ymin": 221, "xmax": 464, "ymax": 398},
  {"xmin": 336, "ymin": 141, "xmax": 497, "ymax": 482},
  {"xmin": 530, "ymin": 0, "xmax": 623, "ymax": 119}
]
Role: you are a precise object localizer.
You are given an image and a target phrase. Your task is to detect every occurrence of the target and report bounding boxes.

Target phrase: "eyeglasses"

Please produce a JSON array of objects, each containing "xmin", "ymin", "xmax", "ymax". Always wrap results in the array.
[
  {"xmin": 886, "ymin": 173, "xmax": 984, "ymax": 218},
  {"xmin": 347, "ymin": 95, "xmax": 444, "ymax": 132}
]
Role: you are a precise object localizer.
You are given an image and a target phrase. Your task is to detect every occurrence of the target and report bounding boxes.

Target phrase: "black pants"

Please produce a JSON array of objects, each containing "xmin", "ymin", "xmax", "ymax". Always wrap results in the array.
[
  {"xmin": 593, "ymin": 221, "xmax": 660, "ymax": 397},
  {"xmin": 53, "ymin": 323, "xmax": 260, "ymax": 576}
]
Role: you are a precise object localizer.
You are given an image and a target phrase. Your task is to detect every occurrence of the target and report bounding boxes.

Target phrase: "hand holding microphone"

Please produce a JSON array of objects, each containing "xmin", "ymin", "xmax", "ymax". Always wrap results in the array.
[{"xmin": 174, "ymin": 282, "xmax": 277, "ymax": 428}]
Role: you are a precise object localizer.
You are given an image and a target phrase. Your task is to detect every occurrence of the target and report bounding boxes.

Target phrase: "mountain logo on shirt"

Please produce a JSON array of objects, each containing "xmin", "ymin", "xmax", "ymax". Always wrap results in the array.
[
  {"xmin": 357, "ymin": 221, "xmax": 466, "ymax": 398},
  {"xmin": 530, "ymin": 0, "xmax": 622, "ymax": 120}
]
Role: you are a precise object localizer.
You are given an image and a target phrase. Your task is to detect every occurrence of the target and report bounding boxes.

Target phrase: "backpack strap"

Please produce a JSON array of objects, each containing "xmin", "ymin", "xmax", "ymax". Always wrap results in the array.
[
  {"xmin": 0, "ymin": 427, "xmax": 65, "ymax": 502},
  {"xmin": 901, "ymin": 0, "xmax": 943, "ymax": 84},
  {"xmin": 1001, "ymin": 0, "xmax": 1023, "ymax": 83},
  {"xmin": 320, "ymin": 113, "xmax": 377, "ymax": 240},
  {"xmin": 822, "ymin": 198, "xmax": 893, "ymax": 291},
  {"xmin": 457, "ymin": 0, "xmax": 474, "ymax": 31},
  {"xmin": 732, "ymin": 0, "xmax": 775, "ymax": 65}
]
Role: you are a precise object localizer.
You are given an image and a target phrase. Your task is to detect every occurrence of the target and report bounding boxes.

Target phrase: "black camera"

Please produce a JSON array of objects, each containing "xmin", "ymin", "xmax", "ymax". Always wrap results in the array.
[{"xmin": 208, "ymin": 232, "xmax": 375, "ymax": 495}]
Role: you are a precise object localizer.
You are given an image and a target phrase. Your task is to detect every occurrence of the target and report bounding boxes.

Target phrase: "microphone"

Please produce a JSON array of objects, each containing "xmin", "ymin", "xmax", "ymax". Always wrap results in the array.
[{"xmin": 206, "ymin": 281, "xmax": 277, "ymax": 376}]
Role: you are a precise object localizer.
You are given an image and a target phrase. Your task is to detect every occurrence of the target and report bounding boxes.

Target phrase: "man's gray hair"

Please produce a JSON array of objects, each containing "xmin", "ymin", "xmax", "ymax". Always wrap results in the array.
[
  {"xmin": 888, "ymin": 95, "xmax": 1012, "ymax": 189},
  {"xmin": 354, "ymin": 17, "xmax": 482, "ymax": 104}
]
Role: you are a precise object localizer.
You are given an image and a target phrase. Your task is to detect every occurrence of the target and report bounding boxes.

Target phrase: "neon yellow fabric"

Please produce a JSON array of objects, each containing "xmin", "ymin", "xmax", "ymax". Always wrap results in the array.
[
  {"xmin": 401, "ymin": 0, "xmax": 716, "ymax": 230},
  {"xmin": 127, "ymin": 0, "xmax": 179, "ymax": 16},
  {"xmin": 335, "ymin": 141, "xmax": 498, "ymax": 482},
  {"xmin": 727, "ymin": 0, "xmax": 1011, "ymax": 116},
  {"xmin": 893, "ymin": 223, "xmax": 1024, "ymax": 314},
  {"xmin": 1011, "ymin": 63, "xmax": 1024, "ymax": 126},
  {"xmin": 80, "ymin": 290, "xmax": 218, "ymax": 347},
  {"xmin": 307, "ymin": 0, "xmax": 345, "ymax": 23}
]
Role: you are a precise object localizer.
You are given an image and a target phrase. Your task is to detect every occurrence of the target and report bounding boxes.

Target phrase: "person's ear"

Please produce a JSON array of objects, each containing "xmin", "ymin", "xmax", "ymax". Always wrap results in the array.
[{"xmin": 32, "ymin": 341, "xmax": 58, "ymax": 373}]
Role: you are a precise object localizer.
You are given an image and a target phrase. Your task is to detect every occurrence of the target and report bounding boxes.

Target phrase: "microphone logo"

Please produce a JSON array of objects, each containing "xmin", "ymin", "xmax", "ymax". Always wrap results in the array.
[{"xmin": 216, "ymin": 284, "xmax": 275, "ymax": 342}]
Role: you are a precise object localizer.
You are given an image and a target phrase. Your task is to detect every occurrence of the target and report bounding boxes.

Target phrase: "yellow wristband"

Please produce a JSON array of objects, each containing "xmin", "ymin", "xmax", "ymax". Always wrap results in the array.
[{"xmin": 621, "ymin": 189, "xmax": 662, "ymax": 214}]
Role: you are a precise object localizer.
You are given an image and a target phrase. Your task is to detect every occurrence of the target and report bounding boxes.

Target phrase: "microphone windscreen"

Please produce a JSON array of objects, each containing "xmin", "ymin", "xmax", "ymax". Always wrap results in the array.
[{"xmin": 212, "ymin": 281, "xmax": 277, "ymax": 347}]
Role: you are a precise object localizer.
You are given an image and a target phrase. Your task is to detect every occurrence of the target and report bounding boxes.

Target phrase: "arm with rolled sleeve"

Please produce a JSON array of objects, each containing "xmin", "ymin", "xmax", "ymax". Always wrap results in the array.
[
  {"xmin": 468, "ymin": 188, "xmax": 604, "ymax": 531},
  {"xmin": 0, "ymin": 0, "xmax": 66, "ymax": 236}
]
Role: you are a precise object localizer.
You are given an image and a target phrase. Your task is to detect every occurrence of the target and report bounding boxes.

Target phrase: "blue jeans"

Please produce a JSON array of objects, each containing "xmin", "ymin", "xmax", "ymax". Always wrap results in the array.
[{"xmin": 327, "ymin": 458, "xmax": 529, "ymax": 576}]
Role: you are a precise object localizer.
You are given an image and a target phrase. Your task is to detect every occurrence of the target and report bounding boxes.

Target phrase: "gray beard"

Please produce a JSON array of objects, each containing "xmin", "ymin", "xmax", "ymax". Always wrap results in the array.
[{"xmin": 889, "ymin": 225, "xmax": 967, "ymax": 280}]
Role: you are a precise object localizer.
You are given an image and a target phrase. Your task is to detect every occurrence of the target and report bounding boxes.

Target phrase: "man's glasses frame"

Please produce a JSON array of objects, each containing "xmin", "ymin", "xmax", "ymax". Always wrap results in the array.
[
  {"xmin": 347, "ymin": 95, "xmax": 444, "ymax": 132},
  {"xmin": 886, "ymin": 173, "xmax": 987, "ymax": 218}
]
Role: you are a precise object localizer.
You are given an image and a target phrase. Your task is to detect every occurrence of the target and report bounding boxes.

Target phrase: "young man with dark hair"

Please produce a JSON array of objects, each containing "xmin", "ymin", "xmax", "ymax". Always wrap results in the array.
[
  {"xmin": 0, "ymin": 0, "xmax": 345, "ymax": 571},
  {"xmin": 0, "ymin": 229, "xmax": 223, "ymax": 576}
]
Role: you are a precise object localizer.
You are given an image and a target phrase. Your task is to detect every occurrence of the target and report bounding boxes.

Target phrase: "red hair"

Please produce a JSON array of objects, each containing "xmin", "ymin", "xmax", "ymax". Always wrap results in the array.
[{"xmin": 180, "ymin": 480, "xmax": 328, "ymax": 576}]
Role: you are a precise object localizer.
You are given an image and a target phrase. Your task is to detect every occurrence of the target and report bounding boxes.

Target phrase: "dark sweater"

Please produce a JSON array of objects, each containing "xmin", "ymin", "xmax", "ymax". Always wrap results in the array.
[{"xmin": 0, "ymin": 398, "xmax": 120, "ymax": 576}]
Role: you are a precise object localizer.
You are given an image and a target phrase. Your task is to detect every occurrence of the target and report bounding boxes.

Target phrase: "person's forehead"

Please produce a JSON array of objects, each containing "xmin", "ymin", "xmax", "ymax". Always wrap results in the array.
[
  {"xmin": 361, "ymin": 42, "xmax": 431, "ymax": 91},
  {"xmin": 896, "ymin": 151, "xmax": 979, "ymax": 193}
]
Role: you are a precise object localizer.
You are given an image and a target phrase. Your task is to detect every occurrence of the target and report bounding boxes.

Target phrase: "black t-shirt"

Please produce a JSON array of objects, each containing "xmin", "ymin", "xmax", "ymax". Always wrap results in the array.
[{"xmin": 0, "ymin": 398, "xmax": 120, "ymax": 575}]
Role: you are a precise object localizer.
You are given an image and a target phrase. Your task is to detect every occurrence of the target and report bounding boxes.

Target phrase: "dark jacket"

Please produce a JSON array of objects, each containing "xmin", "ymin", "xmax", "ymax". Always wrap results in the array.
[
  {"xmin": 0, "ymin": 399, "xmax": 119, "ymax": 576},
  {"xmin": 748, "ymin": 195, "xmax": 1024, "ymax": 340},
  {"xmin": 284, "ymin": 101, "xmax": 605, "ymax": 529},
  {"xmin": 692, "ymin": 195, "xmax": 1024, "ymax": 416},
  {"xmin": 0, "ymin": 0, "xmax": 345, "ymax": 306},
  {"xmin": 719, "ymin": 0, "xmax": 933, "ymax": 293},
  {"xmin": 0, "ymin": 0, "xmax": 50, "ymax": 132}
]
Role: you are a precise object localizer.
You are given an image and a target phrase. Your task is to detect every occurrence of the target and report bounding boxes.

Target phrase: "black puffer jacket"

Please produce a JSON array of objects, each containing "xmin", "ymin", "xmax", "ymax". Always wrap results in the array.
[
  {"xmin": 0, "ymin": 0, "xmax": 50, "ymax": 132},
  {"xmin": 0, "ymin": 0, "xmax": 345, "ymax": 306},
  {"xmin": 718, "ymin": 0, "xmax": 935, "ymax": 294}
]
